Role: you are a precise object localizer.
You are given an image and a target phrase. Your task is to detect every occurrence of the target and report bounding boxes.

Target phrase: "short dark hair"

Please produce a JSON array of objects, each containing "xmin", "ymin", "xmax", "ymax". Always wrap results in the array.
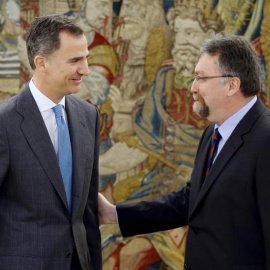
[
  {"xmin": 200, "ymin": 32, "xmax": 261, "ymax": 97},
  {"xmin": 26, "ymin": 14, "xmax": 84, "ymax": 70}
]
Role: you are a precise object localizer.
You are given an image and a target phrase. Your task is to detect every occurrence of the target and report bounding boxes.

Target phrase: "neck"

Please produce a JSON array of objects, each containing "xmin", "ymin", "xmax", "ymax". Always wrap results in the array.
[
  {"xmin": 32, "ymin": 75, "xmax": 64, "ymax": 104},
  {"xmin": 217, "ymin": 96, "xmax": 255, "ymax": 125}
]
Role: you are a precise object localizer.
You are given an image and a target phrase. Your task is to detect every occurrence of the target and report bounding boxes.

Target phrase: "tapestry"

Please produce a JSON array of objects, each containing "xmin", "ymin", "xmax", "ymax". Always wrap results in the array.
[{"xmin": 0, "ymin": 0, "xmax": 269, "ymax": 269}]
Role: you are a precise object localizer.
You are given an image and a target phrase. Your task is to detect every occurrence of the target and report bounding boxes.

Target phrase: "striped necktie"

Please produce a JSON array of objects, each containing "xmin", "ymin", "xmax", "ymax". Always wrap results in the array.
[
  {"xmin": 53, "ymin": 104, "xmax": 73, "ymax": 211},
  {"xmin": 205, "ymin": 128, "xmax": 221, "ymax": 176}
]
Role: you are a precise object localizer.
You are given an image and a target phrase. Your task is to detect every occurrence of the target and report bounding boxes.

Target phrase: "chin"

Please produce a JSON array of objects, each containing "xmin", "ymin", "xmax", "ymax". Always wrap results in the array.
[
  {"xmin": 70, "ymin": 87, "xmax": 81, "ymax": 95},
  {"xmin": 192, "ymin": 101, "xmax": 200, "ymax": 113}
]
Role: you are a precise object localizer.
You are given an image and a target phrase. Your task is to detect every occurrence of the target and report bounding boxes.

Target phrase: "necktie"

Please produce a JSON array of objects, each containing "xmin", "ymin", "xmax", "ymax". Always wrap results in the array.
[
  {"xmin": 53, "ymin": 104, "xmax": 73, "ymax": 211},
  {"xmin": 205, "ymin": 128, "xmax": 221, "ymax": 176}
]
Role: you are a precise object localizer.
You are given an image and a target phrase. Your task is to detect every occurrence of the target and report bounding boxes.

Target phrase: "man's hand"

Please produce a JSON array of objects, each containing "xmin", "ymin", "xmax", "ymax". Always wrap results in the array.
[{"xmin": 98, "ymin": 192, "xmax": 117, "ymax": 224}]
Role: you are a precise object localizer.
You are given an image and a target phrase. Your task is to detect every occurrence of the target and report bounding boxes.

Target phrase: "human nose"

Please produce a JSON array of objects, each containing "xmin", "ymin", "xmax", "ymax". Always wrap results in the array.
[
  {"xmin": 190, "ymin": 78, "xmax": 198, "ymax": 93},
  {"xmin": 80, "ymin": 60, "xmax": 90, "ymax": 76}
]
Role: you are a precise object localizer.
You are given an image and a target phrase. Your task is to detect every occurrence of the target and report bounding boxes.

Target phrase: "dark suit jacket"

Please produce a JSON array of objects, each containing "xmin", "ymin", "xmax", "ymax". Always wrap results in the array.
[
  {"xmin": 117, "ymin": 98, "xmax": 270, "ymax": 270},
  {"xmin": 0, "ymin": 84, "xmax": 101, "ymax": 270}
]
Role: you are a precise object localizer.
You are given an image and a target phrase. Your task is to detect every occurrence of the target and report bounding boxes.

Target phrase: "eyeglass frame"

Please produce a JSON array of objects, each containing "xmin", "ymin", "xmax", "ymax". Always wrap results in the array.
[{"xmin": 194, "ymin": 74, "xmax": 234, "ymax": 84}]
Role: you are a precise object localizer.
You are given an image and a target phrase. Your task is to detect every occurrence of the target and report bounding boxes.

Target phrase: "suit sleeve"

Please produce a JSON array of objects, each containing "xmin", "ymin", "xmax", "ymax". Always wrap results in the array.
[
  {"xmin": 78, "ymin": 104, "xmax": 103, "ymax": 269},
  {"xmin": 255, "ymin": 133, "xmax": 270, "ymax": 269},
  {"xmin": 117, "ymin": 181, "xmax": 190, "ymax": 237},
  {"xmin": 116, "ymin": 125, "xmax": 213, "ymax": 238}
]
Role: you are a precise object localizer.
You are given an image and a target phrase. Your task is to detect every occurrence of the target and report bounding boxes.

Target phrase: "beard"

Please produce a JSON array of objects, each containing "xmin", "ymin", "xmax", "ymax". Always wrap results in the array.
[
  {"xmin": 192, "ymin": 93, "xmax": 210, "ymax": 118},
  {"xmin": 172, "ymin": 44, "xmax": 199, "ymax": 74}
]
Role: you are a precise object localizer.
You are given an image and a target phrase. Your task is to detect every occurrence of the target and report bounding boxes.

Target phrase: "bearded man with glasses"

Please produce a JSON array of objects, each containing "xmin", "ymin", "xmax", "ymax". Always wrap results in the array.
[{"xmin": 98, "ymin": 32, "xmax": 270, "ymax": 270}]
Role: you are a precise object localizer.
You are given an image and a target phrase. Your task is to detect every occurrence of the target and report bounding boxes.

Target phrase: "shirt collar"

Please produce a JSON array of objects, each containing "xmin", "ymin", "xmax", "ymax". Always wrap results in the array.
[
  {"xmin": 215, "ymin": 96, "xmax": 257, "ymax": 142},
  {"xmin": 29, "ymin": 79, "xmax": 66, "ymax": 112}
]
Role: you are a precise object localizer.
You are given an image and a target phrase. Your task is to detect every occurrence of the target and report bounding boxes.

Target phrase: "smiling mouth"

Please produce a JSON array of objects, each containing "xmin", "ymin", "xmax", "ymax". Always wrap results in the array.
[{"xmin": 71, "ymin": 78, "xmax": 82, "ymax": 84}]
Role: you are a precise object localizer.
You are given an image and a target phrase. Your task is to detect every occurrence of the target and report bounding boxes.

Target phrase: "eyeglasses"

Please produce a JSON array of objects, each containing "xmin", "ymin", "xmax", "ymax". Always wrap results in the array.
[{"xmin": 194, "ymin": 74, "xmax": 234, "ymax": 84}]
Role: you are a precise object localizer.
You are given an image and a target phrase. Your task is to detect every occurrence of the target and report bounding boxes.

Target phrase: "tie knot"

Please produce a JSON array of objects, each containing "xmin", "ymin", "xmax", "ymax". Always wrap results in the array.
[
  {"xmin": 53, "ymin": 104, "xmax": 63, "ymax": 118},
  {"xmin": 213, "ymin": 128, "xmax": 221, "ymax": 141}
]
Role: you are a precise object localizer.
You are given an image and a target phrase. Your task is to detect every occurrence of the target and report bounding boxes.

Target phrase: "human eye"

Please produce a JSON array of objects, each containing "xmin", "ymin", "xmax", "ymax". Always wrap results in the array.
[
  {"xmin": 69, "ymin": 59, "xmax": 78, "ymax": 64},
  {"xmin": 69, "ymin": 57, "xmax": 84, "ymax": 64},
  {"xmin": 194, "ymin": 75, "xmax": 201, "ymax": 82}
]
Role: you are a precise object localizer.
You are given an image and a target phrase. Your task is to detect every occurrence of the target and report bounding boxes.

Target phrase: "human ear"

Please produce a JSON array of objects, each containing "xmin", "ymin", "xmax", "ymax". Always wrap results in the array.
[
  {"xmin": 227, "ymin": 77, "xmax": 241, "ymax": 97},
  {"xmin": 34, "ymin": 55, "xmax": 46, "ymax": 71}
]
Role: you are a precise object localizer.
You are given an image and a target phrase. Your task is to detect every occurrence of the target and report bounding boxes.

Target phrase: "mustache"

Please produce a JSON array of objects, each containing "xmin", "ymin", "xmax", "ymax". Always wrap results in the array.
[
  {"xmin": 193, "ymin": 93, "xmax": 204, "ymax": 103},
  {"xmin": 192, "ymin": 93, "xmax": 209, "ymax": 118}
]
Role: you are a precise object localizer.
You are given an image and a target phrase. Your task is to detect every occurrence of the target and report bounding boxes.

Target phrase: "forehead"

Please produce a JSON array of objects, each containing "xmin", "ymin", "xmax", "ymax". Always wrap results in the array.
[
  {"xmin": 195, "ymin": 53, "xmax": 220, "ymax": 74},
  {"xmin": 57, "ymin": 32, "xmax": 88, "ymax": 55}
]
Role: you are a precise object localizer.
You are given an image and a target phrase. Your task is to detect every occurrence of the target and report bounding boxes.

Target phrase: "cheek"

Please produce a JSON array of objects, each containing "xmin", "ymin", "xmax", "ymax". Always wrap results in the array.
[
  {"xmin": 197, "ymin": 87, "xmax": 208, "ymax": 103},
  {"xmin": 207, "ymin": 91, "xmax": 225, "ymax": 111},
  {"xmin": 204, "ymin": 93, "xmax": 216, "ymax": 107},
  {"xmin": 197, "ymin": 93, "xmax": 206, "ymax": 106}
]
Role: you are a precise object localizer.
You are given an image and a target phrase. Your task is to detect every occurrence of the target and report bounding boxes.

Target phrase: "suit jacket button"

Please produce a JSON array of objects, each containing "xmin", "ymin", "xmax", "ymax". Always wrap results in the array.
[{"xmin": 66, "ymin": 252, "xmax": 71, "ymax": 258}]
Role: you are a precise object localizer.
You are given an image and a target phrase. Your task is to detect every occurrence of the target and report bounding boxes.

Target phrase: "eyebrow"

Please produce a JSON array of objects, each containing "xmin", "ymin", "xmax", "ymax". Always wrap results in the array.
[{"xmin": 194, "ymin": 71, "xmax": 206, "ymax": 76}]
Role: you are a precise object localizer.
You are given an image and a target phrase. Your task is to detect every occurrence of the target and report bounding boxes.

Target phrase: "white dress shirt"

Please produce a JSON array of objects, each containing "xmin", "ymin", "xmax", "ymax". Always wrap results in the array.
[
  {"xmin": 29, "ymin": 79, "xmax": 67, "ymax": 154},
  {"xmin": 214, "ymin": 95, "xmax": 257, "ymax": 161}
]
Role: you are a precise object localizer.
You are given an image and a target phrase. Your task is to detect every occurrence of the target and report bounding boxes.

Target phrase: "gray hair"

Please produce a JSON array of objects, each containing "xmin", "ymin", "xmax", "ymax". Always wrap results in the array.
[{"xmin": 200, "ymin": 32, "xmax": 261, "ymax": 97}]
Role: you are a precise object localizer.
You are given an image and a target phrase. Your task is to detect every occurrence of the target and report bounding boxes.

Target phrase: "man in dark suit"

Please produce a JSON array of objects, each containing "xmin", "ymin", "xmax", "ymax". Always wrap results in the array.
[
  {"xmin": 98, "ymin": 32, "xmax": 270, "ymax": 270},
  {"xmin": 0, "ymin": 15, "xmax": 101, "ymax": 270}
]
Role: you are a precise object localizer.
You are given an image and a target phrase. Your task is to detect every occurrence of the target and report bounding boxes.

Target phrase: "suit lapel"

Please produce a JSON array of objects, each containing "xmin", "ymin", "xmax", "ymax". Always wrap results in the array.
[
  {"xmin": 190, "ymin": 132, "xmax": 243, "ymax": 219},
  {"xmin": 189, "ymin": 99, "xmax": 266, "ymax": 219},
  {"xmin": 187, "ymin": 125, "xmax": 213, "ymax": 219},
  {"xmin": 17, "ymin": 87, "xmax": 69, "ymax": 210},
  {"xmin": 65, "ymin": 97, "xmax": 88, "ymax": 219}
]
